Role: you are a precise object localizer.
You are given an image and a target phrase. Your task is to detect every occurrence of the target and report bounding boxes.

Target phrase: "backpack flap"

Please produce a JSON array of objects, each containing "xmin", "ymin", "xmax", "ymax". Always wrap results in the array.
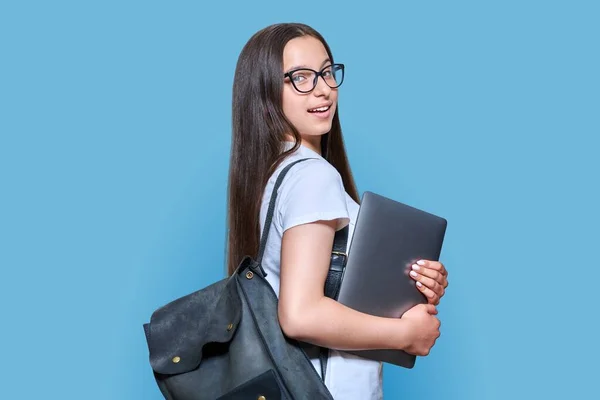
[{"xmin": 144, "ymin": 273, "xmax": 242, "ymax": 375}]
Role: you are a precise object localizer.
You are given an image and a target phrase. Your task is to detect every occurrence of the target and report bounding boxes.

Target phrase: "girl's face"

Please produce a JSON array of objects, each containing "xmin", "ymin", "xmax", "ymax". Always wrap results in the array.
[{"xmin": 282, "ymin": 36, "xmax": 338, "ymax": 153}]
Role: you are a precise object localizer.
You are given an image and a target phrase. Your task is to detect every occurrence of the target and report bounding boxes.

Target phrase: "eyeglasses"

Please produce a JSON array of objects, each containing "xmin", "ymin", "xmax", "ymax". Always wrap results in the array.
[{"xmin": 284, "ymin": 63, "xmax": 345, "ymax": 93}]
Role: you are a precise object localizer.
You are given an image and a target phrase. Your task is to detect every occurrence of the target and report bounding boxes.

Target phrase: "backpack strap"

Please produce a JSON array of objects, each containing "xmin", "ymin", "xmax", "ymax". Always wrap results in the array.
[
  {"xmin": 320, "ymin": 224, "xmax": 348, "ymax": 381},
  {"xmin": 256, "ymin": 158, "xmax": 314, "ymax": 265}
]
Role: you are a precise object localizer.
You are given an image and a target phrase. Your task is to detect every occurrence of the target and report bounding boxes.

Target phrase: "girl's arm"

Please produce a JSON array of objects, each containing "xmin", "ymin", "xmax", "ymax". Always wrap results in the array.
[{"xmin": 278, "ymin": 219, "xmax": 440, "ymax": 355}]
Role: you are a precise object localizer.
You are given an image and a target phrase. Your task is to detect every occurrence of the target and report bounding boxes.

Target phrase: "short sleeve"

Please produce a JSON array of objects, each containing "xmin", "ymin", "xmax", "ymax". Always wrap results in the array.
[{"xmin": 278, "ymin": 159, "xmax": 350, "ymax": 232}]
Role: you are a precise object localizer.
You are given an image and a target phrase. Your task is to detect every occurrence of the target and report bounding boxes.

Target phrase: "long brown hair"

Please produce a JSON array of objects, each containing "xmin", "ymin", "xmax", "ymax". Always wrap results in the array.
[{"xmin": 226, "ymin": 23, "xmax": 359, "ymax": 276}]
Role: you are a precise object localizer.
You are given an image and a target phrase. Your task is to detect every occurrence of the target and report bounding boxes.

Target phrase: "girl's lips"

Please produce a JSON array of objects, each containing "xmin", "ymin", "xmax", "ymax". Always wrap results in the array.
[{"xmin": 308, "ymin": 106, "xmax": 332, "ymax": 119}]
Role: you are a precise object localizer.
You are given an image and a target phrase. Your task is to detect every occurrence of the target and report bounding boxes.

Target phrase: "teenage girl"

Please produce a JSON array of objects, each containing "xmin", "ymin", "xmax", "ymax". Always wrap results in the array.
[{"xmin": 226, "ymin": 22, "xmax": 449, "ymax": 399}]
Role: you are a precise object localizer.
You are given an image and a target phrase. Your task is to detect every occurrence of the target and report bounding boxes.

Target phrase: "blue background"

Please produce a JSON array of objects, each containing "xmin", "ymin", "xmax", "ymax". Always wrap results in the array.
[{"xmin": 1, "ymin": 0, "xmax": 598, "ymax": 398}]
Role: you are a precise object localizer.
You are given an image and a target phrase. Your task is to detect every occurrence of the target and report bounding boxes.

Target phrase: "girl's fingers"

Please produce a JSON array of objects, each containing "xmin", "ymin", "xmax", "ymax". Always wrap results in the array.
[
  {"xmin": 415, "ymin": 281, "xmax": 440, "ymax": 305},
  {"xmin": 410, "ymin": 271, "xmax": 445, "ymax": 298}
]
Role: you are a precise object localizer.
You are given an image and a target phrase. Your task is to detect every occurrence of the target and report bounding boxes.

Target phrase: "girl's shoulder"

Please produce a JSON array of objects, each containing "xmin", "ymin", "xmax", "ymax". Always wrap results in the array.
[
  {"xmin": 264, "ymin": 150, "xmax": 350, "ymax": 233},
  {"xmin": 278, "ymin": 154, "xmax": 342, "ymax": 185}
]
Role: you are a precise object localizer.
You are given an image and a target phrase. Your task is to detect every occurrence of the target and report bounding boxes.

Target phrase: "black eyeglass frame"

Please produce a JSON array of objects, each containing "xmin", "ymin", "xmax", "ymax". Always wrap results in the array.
[{"xmin": 283, "ymin": 63, "xmax": 345, "ymax": 93}]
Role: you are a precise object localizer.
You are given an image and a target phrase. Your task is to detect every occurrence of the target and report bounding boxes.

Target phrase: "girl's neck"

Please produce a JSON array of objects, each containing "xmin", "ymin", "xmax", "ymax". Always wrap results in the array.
[{"xmin": 285, "ymin": 134, "xmax": 322, "ymax": 155}]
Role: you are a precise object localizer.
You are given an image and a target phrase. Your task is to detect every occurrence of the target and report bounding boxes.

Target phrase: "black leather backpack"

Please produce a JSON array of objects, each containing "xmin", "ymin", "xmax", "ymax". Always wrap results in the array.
[{"xmin": 143, "ymin": 158, "xmax": 348, "ymax": 399}]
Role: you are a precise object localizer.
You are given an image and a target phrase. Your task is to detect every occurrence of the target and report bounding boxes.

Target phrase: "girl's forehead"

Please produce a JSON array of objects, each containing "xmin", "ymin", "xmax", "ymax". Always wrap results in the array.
[{"xmin": 283, "ymin": 36, "xmax": 329, "ymax": 70}]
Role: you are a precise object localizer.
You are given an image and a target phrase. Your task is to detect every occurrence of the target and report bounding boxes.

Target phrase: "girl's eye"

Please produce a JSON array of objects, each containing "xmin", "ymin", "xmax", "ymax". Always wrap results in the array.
[
  {"xmin": 291, "ymin": 71, "xmax": 312, "ymax": 85},
  {"xmin": 292, "ymin": 74, "xmax": 306, "ymax": 83}
]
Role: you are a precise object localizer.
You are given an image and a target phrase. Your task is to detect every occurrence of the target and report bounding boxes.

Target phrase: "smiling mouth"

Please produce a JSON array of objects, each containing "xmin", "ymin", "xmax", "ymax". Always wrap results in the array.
[{"xmin": 307, "ymin": 105, "xmax": 331, "ymax": 113}]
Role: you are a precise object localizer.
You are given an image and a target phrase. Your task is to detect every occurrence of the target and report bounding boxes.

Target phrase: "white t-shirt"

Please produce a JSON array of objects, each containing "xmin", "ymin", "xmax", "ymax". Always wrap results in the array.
[{"xmin": 258, "ymin": 141, "xmax": 383, "ymax": 400}]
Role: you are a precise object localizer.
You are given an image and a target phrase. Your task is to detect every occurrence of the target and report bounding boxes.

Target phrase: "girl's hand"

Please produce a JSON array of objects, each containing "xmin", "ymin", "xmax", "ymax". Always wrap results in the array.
[
  {"xmin": 409, "ymin": 260, "xmax": 448, "ymax": 305},
  {"xmin": 400, "ymin": 303, "xmax": 440, "ymax": 356}
]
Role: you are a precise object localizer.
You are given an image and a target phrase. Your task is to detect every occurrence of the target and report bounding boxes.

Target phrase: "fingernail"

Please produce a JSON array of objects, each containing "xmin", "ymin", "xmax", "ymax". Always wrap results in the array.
[
  {"xmin": 410, "ymin": 270, "xmax": 418, "ymax": 278},
  {"xmin": 416, "ymin": 281, "xmax": 423, "ymax": 288},
  {"xmin": 417, "ymin": 260, "xmax": 426, "ymax": 266},
  {"xmin": 411, "ymin": 264, "xmax": 420, "ymax": 271}
]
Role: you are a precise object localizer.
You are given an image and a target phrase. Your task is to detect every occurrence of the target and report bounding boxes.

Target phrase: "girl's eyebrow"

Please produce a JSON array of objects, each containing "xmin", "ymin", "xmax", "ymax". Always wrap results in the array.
[{"xmin": 286, "ymin": 58, "xmax": 332, "ymax": 72}]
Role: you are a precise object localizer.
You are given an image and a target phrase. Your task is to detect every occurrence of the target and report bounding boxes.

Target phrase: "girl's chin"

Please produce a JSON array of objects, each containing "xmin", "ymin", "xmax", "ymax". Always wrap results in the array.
[{"xmin": 305, "ymin": 122, "xmax": 333, "ymax": 137}]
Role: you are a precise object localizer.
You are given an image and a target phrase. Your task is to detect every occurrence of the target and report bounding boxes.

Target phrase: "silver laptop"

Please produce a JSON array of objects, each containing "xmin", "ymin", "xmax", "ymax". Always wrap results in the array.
[{"xmin": 337, "ymin": 191, "xmax": 447, "ymax": 368}]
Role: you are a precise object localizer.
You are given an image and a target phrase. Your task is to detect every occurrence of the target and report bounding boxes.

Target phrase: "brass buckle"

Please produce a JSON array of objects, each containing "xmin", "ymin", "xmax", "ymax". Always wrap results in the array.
[{"xmin": 331, "ymin": 251, "xmax": 347, "ymax": 266}]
